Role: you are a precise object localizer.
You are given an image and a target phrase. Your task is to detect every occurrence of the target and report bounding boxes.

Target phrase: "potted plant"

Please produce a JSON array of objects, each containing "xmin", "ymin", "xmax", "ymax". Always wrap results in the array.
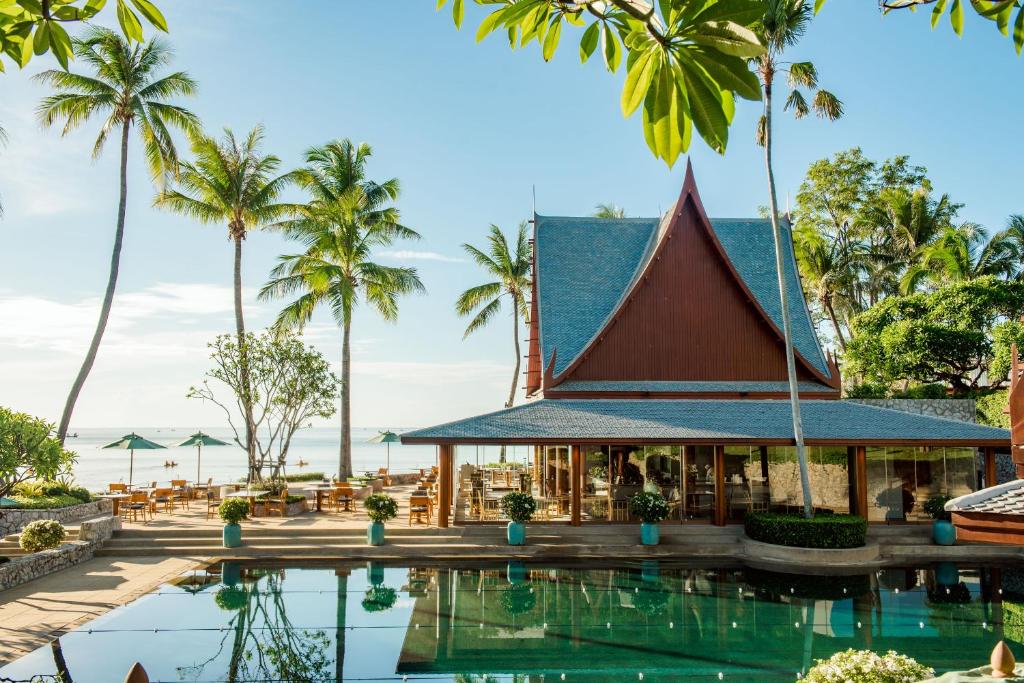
[
  {"xmin": 218, "ymin": 497, "xmax": 250, "ymax": 548},
  {"xmin": 628, "ymin": 491, "xmax": 670, "ymax": 546},
  {"xmin": 364, "ymin": 493, "xmax": 398, "ymax": 546},
  {"xmin": 923, "ymin": 494, "xmax": 955, "ymax": 546},
  {"xmin": 500, "ymin": 491, "xmax": 537, "ymax": 545}
]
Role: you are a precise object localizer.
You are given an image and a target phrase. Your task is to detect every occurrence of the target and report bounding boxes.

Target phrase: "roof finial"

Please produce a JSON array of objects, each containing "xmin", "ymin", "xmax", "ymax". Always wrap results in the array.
[
  {"xmin": 682, "ymin": 157, "xmax": 696, "ymax": 193},
  {"xmin": 532, "ymin": 184, "xmax": 536, "ymax": 216}
]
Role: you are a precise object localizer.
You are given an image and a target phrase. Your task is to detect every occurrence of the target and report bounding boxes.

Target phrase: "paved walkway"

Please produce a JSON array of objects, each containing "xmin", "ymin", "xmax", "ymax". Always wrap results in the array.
[{"xmin": 0, "ymin": 556, "xmax": 198, "ymax": 666}]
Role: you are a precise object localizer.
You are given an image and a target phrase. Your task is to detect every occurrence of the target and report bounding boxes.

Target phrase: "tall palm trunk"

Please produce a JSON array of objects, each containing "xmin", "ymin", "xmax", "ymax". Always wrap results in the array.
[
  {"xmin": 499, "ymin": 294, "xmax": 523, "ymax": 465},
  {"xmin": 232, "ymin": 232, "xmax": 257, "ymax": 481},
  {"xmin": 824, "ymin": 296, "xmax": 847, "ymax": 351},
  {"xmin": 764, "ymin": 73, "xmax": 813, "ymax": 519},
  {"xmin": 339, "ymin": 319, "xmax": 352, "ymax": 480},
  {"xmin": 57, "ymin": 120, "xmax": 130, "ymax": 444}
]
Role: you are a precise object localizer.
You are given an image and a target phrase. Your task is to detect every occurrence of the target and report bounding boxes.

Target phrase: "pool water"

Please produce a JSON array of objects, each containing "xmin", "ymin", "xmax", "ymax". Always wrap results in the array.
[{"xmin": 2, "ymin": 561, "xmax": 1021, "ymax": 682}]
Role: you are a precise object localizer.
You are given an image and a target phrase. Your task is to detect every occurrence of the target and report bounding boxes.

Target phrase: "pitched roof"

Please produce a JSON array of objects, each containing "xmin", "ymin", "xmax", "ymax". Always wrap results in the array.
[
  {"xmin": 947, "ymin": 479, "xmax": 1024, "ymax": 515},
  {"xmin": 402, "ymin": 399, "xmax": 1009, "ymax": 445},
  {"xmin": 550, "ymin": 380, "xmax": 838, "ymax": 395}
]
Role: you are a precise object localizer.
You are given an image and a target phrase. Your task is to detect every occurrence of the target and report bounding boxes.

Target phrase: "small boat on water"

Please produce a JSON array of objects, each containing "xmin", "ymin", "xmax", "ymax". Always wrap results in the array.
[
  {"xmin": 163, "ymin": 460, "xmax": 178, "ymax": 468},
  {"xmin": 295, "ymin": 459, "xmax": 309, "ymax": 468}
]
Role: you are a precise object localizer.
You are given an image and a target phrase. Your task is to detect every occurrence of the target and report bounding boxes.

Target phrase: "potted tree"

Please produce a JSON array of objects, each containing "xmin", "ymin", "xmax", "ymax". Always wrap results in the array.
[
  {"xmin": 628, "ymin": 491, "xmax": 670, "ymax": 546},
  {"xmin": 364, "ymin": 493, "xmax": 398, "ymax": 546},
  {"xmin": 923, "ymin": 494, "xmax": 955, "ymax": 546},
  {"xmin": 219, "ymin": 497, "xmax": 250, "ymax": 548},
  {"xmin": 500, "ymin": 491, "xmax": 537, "ymax": 546}
]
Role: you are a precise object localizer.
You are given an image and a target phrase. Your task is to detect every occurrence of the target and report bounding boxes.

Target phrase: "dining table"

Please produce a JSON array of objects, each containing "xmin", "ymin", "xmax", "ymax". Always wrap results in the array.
[
  {"xmin": 225, "ymin": 488, "xmax": 269, "ymax": 515},
  {"xmin": 304, "ymin": 483, "xmax": 337, "ymax": 513},
  {"xmin": 97, "ymin": 492, "xmax": 130, "ymax": 516}
]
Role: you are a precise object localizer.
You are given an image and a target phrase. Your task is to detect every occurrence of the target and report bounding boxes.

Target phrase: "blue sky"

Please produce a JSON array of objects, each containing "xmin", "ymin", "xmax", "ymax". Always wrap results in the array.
[{"xmin": 0, "ymin": 1, "xmax": 1021, "ymax": 429}]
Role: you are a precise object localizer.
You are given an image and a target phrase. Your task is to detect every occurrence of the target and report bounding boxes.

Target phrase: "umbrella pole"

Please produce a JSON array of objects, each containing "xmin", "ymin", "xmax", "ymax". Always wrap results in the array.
[
  {"xmin": 386, "ymin": 443, "xmax": 390, "ymax": 474},
  {"xmin": 197, "ymin": 443, "xmax": 202, "ymax": 485},
  {"xmin": 129, "ymin": 449, "xmax": 134, "ymax": 490}
]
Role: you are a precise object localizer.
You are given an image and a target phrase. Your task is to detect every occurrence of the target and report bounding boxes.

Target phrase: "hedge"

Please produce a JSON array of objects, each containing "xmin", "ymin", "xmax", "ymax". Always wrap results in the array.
[{"xmin": 744, "ymin": 512, "xmax": 867, "ymax": 549}]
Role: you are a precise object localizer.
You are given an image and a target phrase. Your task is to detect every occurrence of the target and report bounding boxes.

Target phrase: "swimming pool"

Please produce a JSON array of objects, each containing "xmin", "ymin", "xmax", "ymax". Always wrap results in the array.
[{"xmin": 1, "ymin": 561, "xmax": 1020, "ymax": 682}]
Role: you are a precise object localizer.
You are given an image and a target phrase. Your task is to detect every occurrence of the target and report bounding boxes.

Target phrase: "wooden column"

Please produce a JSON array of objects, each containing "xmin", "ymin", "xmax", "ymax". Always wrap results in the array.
[
  {"xmin": 855, "ymin": 446, "xmax": 868, "ymax": 518},
  {"xmin": 984, "ymin": 446, "xmax": 997, "ymax": 488},
  {"xmin": 570, "ymin": 444, "xmax": 582, "ymax": 527},
  {"xmin": 758, "ymin": 446, "xmax": 769, "ymax": 480},
  {"xmin": 714, "ymin": 445, "xmax": 726, "ymax": 526},
  {"xmin": 438, "ymin": 444, "xmax": 453, "ymax": 528}
]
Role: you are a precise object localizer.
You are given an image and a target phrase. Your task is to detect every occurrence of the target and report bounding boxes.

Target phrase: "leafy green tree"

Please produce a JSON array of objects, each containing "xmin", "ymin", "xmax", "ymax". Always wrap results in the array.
[
  {"xmin": 36, "ymin": 28, "xmax": 197, "ymax": 444},
  {"xmin": 156, "ymin": 125, "xmax": 298, "ymax": 466},
  {"xmin": 0, "ymin": 0, "xmax": 167, "ymax": 72},
  {"xmin": 456, "ymin": 223, "xmax": 532, "ymax": 410},
  {"xmin": 845, "ymin": 277, "xmax": 1024, "ymax": 395},
  {"xmin": 870, "ymin": 0, "xmax": 1024, "ymax": 55},
  {"xmin": 754, "ymin": 0, "xmax": 841, "ymax": 519},
  {"xmin": 0, "ymin": 407, "xmax": 77, "ymax": 498},
  {"xmin": 260, "ymin": 140, "xmax": 425, "ymax": 481},
  {"xmin": 593, "ymin": 203, "xmax": 626, "ymax": 218},
  {"xmin": 189, "ymin": 333, "xmax": 338, "ymax": 481}
]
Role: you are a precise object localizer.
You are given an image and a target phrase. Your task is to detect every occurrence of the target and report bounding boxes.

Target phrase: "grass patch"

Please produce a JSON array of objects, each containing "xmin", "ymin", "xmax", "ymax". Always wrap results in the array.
[
  {"xmin": 285, "ymin": 472, "xmax": 325, "ymax": 482},
  {"xmin": 7, "ymin": 494, "xmax": 88, "ymax": 510},
  {"xmin": 744, "ymin": 512, "xmax": 867, "ymax": 549}
]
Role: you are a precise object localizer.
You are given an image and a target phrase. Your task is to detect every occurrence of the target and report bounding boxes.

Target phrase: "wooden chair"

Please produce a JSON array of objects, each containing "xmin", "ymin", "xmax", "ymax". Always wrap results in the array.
[
  {"xmin": 151, "ymin": 488, "xmax": 174, "ymax": 514},
  {"xmin": 205, "ymin": 490, "xmax": 221, "ymax": 520},
  {"xmin": 265, "ymin": 488, "xmax": 289, "ymax": 517},
  {"xmin": 123, "ymin": 492, "xmax": 151, "ymax": 523},
  {"xmin": 478, "ymin": 491, "xmax": 500, "ymax": 521},
  {"xmin": 610, "ymin": 499, "xmax": 630, "ymax": 521},
  {"xmin": 377, "ymin": 468, "xmax": 391, "ymax": 487},
  {"xmin": 333, "ymin": 483, "xmax": 354, "ymax": 512},
  {"xmin": 108, "ymin": 483, "xmax": 128, "ymax": 493},
  {"xmin": 171, "ymin": 483, "xmax": 190, "ymax": 510},
  {"xmin": 409, "ymin": 494, "xmax": 432, "ymax": 525}
]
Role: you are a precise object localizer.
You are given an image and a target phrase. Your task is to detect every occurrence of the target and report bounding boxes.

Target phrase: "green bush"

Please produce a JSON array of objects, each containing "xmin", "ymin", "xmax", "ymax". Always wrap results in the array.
[
  {"xmin": 8, "ymin": 494, "xmax": 87, "ymax": 509},
  {"xmin": 285, "ymin": 472, "xmax": 325, "ymax": 482},
  {"xmin": 922, "ymin": 494, "xmax": 952, "ymax": 522},
  {"xmin": 976, "ymin": 388, "xmax": 1010, "ymax": 428},
  {"xmin": 214, "ymin": 586, "xmax": 247, "ymax": 611},
  {"xmin": 500, "ymin": 583, "xmax": 536, "ymax": 615},
  {"xmin": 219, "ymin": 498, "xmax": 250, "ymax": 526},
  {"xmin": 361, "ymin": 586, "xmax": 398, "ymax": 612},
  {"xmin": 744, "ymin": 512, "xmax": 867, "ymax": 549},
  {"xmin": 845, "ymin": 382, "xmax": 888, "ymax": 399},
  {"xmin": 364, "ymin": 494, "xmax": 399, "ymax": 523},
  {"xmin": 500, "ymin": 492, "xmax": 537, "ymax": 523},
  {"xmin": 893, "ymin": 383, "xmax": 947, "ymax": 399},
  {"xmin": 11, "ymin": 480, "xmax": 92, "ymax": 506},
  {"xmin": 744, "ymin": 568, "xmax": 871, "ymax": 600},
  {"xmin": 19, "ymin": 519, "xmax": 66, "ymax": 552},
  {"xmin": 628, "ymin": 491, "xmax": 670, "ymax": 524},
  {"xmin": 804, "ymin": 649, "xmax": 933, "ymax": 683},
  {"xmin": 0, "ymin": 408, "xmax": 77, "ymax": 499}
]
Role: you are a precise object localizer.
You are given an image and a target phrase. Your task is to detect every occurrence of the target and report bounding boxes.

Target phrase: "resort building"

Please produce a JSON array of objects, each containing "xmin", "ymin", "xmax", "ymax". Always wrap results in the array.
[{"xmin": 402, "ymin": 164, "xmax": 1009, "ymax": 527}]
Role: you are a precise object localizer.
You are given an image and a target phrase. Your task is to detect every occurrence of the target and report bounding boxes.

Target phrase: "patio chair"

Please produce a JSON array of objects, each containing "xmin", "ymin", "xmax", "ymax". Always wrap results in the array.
[
  {"xmin": 171, "ymin": 483, "xmax": 190, "ymax": 510},
  {"xmin": 377, "ymin": 468, "xmax": 391, "ymax": 487},
  {"xmin": 265, "ymin": 488, "xmax": 289, "ymax": 517},
  {"xmin": 329, "ymin": 486, "xmax": 353, "ymax": 513},
  {"xmin": 610, "ymin": 499, "xmax": 630, "ymax": 521},
  {"xmin": 151, "ymin": 488, "xmax": 174, "ymax": 514},
  {"xmin": 123, "ymin": 492, "xmax": 151, "ymax": 523},
  {"xmin": 205, "ymin": 489, "xmax": 221, "ymax": 520},
  {"xmin": 477, "ymin": 491, "xmax": 500, "ymax": 521},
  {"xmin": 109, "ymin": 483, "xmax": 128, "ymax": 493},
  {"xmin": 409, "ymin": 494, "xmax": 432, "ymax": 525}
]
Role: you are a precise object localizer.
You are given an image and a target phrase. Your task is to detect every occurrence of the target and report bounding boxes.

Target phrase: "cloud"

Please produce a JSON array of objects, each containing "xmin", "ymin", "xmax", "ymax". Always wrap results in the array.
[{"xmin": 377, "ymin": 250, "xmax": 465, "ymax": 263}]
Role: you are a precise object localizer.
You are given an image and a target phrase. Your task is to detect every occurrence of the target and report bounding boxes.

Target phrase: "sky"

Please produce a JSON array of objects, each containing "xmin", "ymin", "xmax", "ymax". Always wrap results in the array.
[{"xmin": 0, "ymin": 1, "xmax": 1021, "ymax": 431}]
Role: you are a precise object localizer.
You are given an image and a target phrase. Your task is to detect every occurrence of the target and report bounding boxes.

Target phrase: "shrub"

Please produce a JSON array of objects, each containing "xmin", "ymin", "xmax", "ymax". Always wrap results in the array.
[
  {"xmin": 744, "ymin": 568, "xmax": 871, "ymax": 600},
  {"xmin": 628, "ymin": 491, "xmax": 670, "ymax": 524},
  {"xmin": 744, "ymin": 512, "xmax": 867, "ymax": 549},
  {"xmin": 588, "ymin": 465, "xmax": 608, "ymax": 481},
  {"xmin": 893, "ymin": 383, "xmax": 947, "ymax": 399},
  {"xmin": 0, "ymin": 408, "xmax": 77, "ymax": 499},
  {"xmin": 361, "ymin": 586, "xmax": 398, "ymax": 612},
  {"xmin": 500, "ymin": 583, "xmax": 536, "ymax": 615},
  {"xmin": 285, "ymin": 472, "xmax": 325, "ymax": 482},
  {"xmin": 19, "ymin": 520, "xmax": 66, "ymax": 552},
  {"xmin": 219, "ymin": 498, "xmax": 250, "ymax": 526},
  {"xmin": 500, "ymin": 492, "xmax": 537, "ymax": 523},
  {"xmin": 364, "ymin": 494, "xmax": 399, "ymax": 523},
  {"xmin": 923, "ymin": 494, "xmax": 952, "ymax": 522},
  {"xmin": 845, "ymin": 382, "xmax": 888, "ymax": 399},
  {"xmin": 804, "ymin": 649, "xmax": 933, "ymax": 683},
  {"xmin": 976, "ymin": 388, "xmax": 1010, "ymax": 428},
  {"xmin": 214, "ymin": 586, "xmax": 247, "ymax": 611},
  {"xmin": 10, "ymin": 480, "xmax": 92, "ymax": 508},
  {"xmin": 632, "ymin": 584, "xmax": 670, "ymax": 616}
]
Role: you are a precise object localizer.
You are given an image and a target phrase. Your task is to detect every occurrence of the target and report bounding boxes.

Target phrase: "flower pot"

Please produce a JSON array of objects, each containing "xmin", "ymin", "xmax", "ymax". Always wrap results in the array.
[
  {"xmin": 640, "ymin": 522, "xmax": 660, "ymax": 546},
  {"xmin": 221, "ymin": 561, "xmax": 241, "ymax": 587},
  {"xmin": 367, "ymin": 521, "xmax": 385, "ymax": 546},
  {"xmin": 507, "ymin": 521, "xmax": 526, "ymax": 546},
  {"xmin": 223, "ymin": 523, "xmax": 241, "ymax": 548},
  {"xmin": 932, "ymin": 519, "xmax": 956, "ymax": 546},
  {"xmin": 641, "ymin": 559, "xmax": 660, "ymax": 582},
  {"xmin": 507, "ymin": 561, "xmax": 527, "ymax": 584},
  {"xmin": 935, "ymin": 562, "xmax": 960, "ymax": 586},
  {"xmin": 367, "ymin": 561, "xmax": 385, "ymax": 586}
]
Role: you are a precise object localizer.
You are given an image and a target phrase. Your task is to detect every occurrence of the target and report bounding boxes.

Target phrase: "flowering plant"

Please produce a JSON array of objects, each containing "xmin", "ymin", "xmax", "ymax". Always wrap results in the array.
[
  {"xmin": 804, "ymin": 649, "xmax": 934, "ymax": 683},
  {"xmin": 627, "ymin": 491, "xmax": 670, "ymax": 524}
]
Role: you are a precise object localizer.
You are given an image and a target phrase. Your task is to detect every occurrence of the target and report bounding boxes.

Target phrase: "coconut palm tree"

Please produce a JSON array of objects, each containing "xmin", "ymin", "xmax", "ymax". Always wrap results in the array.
[
  {"xmin": 155, "ymin": 126, "xmax": 297, "ymax": 468},
  {"xmin": 36, "ymin": 28, "xmax": 198, "ymax": 443},
  {"xmin": 994, "ymin": 214, "xmax": 1024, "ymax": 278},
  {"xmin": 793, "ymin": 226, "xmax": 857, "ymax": 350},
  {"xmin": 260, "ymin": 140, "xmax": 424, "ymax": 481},
  {"xmin": 593, "ymin": 203, "xmax": 626, "ymax": 219},
  {"xmin": 902, "ymin": 223, "xmax": 1017, "ymax": 291},
  {"xmin": 754, "ymin": 0, "xmax": 842, "ymax": 518},
  {"xmin": 456, "ymin": 223, "xmax": 532, "ymax": 410}
]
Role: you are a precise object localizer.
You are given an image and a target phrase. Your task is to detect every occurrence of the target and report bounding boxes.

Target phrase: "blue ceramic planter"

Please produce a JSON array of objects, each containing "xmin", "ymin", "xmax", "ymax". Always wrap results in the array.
[
  {"xmin": 933, "ymin": 519, "xmax": 956, "ymax": 546},
  {"xmin": 507, "ymin": 521, "xmax": 526, "ymax": 546},
  {"xmin": 640, "ymin": 522, "xmax": 660, "ymax": 546},
  {"xmin": 368, "ymin": 521, "xmax": 385, "ymax": 546},
  {"xmin": 222, "ymin": 561, "xmax": 241, "ymax": 587},
  {"xmin": 223, "ymin": 523, "xmax": 241, "ymax": 548},
  {"xmin": 507, "ymin": 561, "xmax": 527, "ymax": 584},
  {"xmin": 367, "ymin": 562, "xmax": 385, "ymax": 586}
]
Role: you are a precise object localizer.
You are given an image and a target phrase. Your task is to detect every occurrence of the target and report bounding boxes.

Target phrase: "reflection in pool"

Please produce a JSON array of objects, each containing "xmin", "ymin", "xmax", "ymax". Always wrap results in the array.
[{"xmin": 1, "ymin": 561, "xmax": 1021, "ymax": 682}]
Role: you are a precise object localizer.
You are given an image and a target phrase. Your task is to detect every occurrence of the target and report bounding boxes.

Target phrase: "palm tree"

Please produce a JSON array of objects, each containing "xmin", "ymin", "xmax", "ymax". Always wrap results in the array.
[
  {"xmin": 593, "ymin": 203, "xmax": 626, "ymax": 219},
  {"xmin": 994, "ymin": 214, "xmax": 1024, "ymax": 278},
  {"xmin": 260, "ymin": 140, "xmax": 424, "ymax": 481},
  {"xmin": 156, "ymin": 126, "xmax": 297, "ymax": 470},
  {"xmin": 793, "ymin": 226, "xmax": 854, "ymax": 350},
  {"xmin": 456, "ymin": 223, "xmax": 532, "ymax": 410},
  {"xmin": 36, "ymin": 28, "xmax": 198, "ymax": 443},
  {"xmin": 755, "ymin": 0, "xmax": 842, "ymax": 518},
  {"xmin": 902, "ymin": 222, "xmax": 1017, "ymax": 291}
]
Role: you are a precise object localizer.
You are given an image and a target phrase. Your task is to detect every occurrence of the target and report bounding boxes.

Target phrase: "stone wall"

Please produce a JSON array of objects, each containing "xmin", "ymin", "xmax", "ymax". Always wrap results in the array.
[
  {"xmin": 849, "ymin": 398, "xmax": 977, "ymax": 423},
  {"xmin": 0, "ymin": 514, "xmax": 120, "ymax": 591},
  {"xmin": 0, "ymin": 499, "xmax": 113, "ymax": 538}
]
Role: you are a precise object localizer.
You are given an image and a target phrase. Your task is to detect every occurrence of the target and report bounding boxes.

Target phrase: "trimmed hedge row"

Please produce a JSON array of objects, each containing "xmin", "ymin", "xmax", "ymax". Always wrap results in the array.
[{"xmin": 744, "ymin": 512, "xmax": 867, "ymax": 549}]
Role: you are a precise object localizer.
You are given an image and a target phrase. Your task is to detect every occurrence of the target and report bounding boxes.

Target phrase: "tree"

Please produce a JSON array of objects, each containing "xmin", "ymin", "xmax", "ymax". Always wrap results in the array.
[
  {"xmin": 36, "ymin": 28, "xmax": 197, "ymax": 443},
  {"xmin": 593, "ymin": 203, "xmax": 626, "ymax": 218},
  {"xmin": 188, "ymin": 333, "xmax": 338, "ymax": 482},
  {"xmin": 994, "ymin": 214, "xmax": 1024, "ymax": 276},
  {"xmin": 754, "ymin": 0, "xmax": 842, "ymax": 519},
  {"xmin": 156, "ymin": 125, "xmax": 298, "ymax": 467},
  {"xmin": 456, "ymin": 223, "xmax": 532, "ymax": 411},
  {"xmin": 845, "ymin": 277, "xmax": 1024, "ymax": 395},
  {"xmin": 902, "ymin": 222, "xmax": 1018, "ymax": 291},
  {"xmin": 0, "ymin": 0, "xmax": 168, "ymax": 72},
  {"xmin": 870, "ymin": 0, "xmax": 1024, "ymax": 56},
  {"xmin": 0, "ymin": 407, "xmax": 77, "ymax": 498},
  {"xmin": 260, "ymin": 139, "xmax": 424, "ymax": 481}
]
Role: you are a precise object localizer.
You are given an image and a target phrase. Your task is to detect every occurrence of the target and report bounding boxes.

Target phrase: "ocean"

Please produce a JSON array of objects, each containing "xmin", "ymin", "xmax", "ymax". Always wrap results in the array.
[{"xmin": 64, "ymin": 427, "xmax": 531, "ymax": 490}]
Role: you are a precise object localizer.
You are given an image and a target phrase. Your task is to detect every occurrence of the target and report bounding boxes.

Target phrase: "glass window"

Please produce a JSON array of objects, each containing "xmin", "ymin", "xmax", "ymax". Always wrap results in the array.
[
  {"xmin": 683, "ymin": 446, "xmax": 716, "ymax": 520},
  {"xmin": 582, "ymin": 446, "xmax": 610, "ymax": 522},
  {"xmin": 645, "ymin": 446, "xmax": 682, "ymax": 520},
  {"xmin": 811, "ymin": 446, "xmax": 850, "ymax": 514},
  {"xmin": 609, "ymin": 445, "xmax": 645, "ymax": 521},
  {"xmin": 865, "ymin": 447, "xmax": 978, "ymax": 522},
  {"xmin": 723, "ymin": 446, "xmax": 761, "ymax": 522}
]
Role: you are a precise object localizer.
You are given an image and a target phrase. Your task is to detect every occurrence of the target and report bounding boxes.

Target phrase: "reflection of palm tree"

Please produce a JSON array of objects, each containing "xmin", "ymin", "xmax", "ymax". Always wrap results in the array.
[{"xmin": 336, "ymin": 571, "xmax": 348, "ymax": 683}]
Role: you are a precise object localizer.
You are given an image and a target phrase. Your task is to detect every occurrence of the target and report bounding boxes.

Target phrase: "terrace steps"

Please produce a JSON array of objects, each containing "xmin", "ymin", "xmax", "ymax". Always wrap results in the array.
[{"xmin": 0, "ymin": 527, "xmax": 81, "ymax": 556}]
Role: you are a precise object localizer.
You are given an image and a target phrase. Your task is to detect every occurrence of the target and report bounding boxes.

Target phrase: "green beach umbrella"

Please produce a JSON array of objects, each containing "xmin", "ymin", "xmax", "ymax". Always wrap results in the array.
[
  {"xmin": 102, "ymin": 433, "xmax": 165, "ymax": 489},
  {"xmin": 367, "ymin": 430, "xmax": 401, "ymax": 473},
  {"xmin": 176, "ymin": 431, "xmax": 229, "ymax": 484}
]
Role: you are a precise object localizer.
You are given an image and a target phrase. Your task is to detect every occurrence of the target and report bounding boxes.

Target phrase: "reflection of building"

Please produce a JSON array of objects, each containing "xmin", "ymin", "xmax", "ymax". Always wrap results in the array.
[{"xmin": 404, "ymin": 165, "xmax": 1008, "ymax": 527}]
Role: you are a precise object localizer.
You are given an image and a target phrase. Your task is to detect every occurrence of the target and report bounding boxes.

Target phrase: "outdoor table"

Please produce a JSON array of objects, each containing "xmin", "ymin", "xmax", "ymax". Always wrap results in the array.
[
  {"xmin": 305, "ymin": 484, "xmax": 336, "ymax": 512},
  {"xmin": 226, "ymin": 489, "xmax": 268, "ymax": 515},
  {"xmin": 97, "ymin": 492, "xmax": 130, "ymax": 516}
]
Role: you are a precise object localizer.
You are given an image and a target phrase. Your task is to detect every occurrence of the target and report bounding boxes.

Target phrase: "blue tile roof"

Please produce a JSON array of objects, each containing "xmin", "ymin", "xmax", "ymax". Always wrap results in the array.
[
  {"xmin": 552, "ymin": 380, "xmax": 837, "ymax": 394},
  {"xmin": 535, "ymin": 215, "xmax": 659, "ymax": 377},
  {"xmin": 711, "ymin": 218, "xmax": 830, "ymax": 376},
  {"xmin": 402, "ymin": 399, "xmax": 1009, "ymax": 444}
]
